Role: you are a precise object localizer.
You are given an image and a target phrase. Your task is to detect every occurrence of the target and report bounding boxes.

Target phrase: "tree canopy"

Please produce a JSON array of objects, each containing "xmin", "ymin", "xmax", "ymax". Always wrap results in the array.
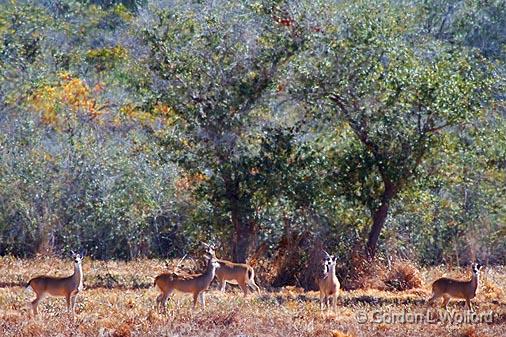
[{"xmin": 0, "ymin": 0, "xmax": 504, "ymax": 284}]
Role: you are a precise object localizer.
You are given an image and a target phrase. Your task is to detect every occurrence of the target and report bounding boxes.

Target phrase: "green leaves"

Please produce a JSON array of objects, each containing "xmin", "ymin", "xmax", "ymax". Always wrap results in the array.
[
  {"xmin": 0, "ymin": 0, "xmax": 503, "ymax": 264},
  {"xmin": 283, "ymin": 0, "xmax": 498, "ymax": 256}
]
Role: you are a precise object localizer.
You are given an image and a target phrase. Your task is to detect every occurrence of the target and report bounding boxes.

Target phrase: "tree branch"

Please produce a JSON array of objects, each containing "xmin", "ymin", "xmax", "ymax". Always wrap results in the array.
[
  {"xmin": 328, "ymin": 93, "xmax": 383, "ymax": 168},
  {"xmin": 423, "ymin": 122, "xmax": 452, "ymax": 133}
]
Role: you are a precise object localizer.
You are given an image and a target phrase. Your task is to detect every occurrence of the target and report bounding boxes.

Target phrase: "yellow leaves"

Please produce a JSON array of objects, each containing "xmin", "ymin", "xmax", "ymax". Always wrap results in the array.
[
  {"xmin": 246, "ymin": 71, "xmax": 258, "ymax": 80},
  {"xmin": 86, "ymin": 45, "xmax": 128, "ymax": 72},
  {"xmin": 249, "ymin": 2, "xmax": 264, "ymax": 14},
  {"xmin": 86, "ymin": 46, "xmax": 128, "ymax": 62},
  {"xmin": 174, "ymin": 173, "xmax": 208, "ymax": 193},
  {"xmin": 30, "ymin": 84, "xmax": 59, "ymax": 125},
  {"xmin": 29, "ymin": 72, "xmax": 105, "ymax": 128},
  {"xmin": 119, "ymin": 103, "xmax": 155, "ymax": 126},
  {"xmin": 43, "ymin": 152, "xmax": 52, "ymax": 162},
  {"xmin": 58, "ymin": 71, "xmax": 72, "ymax": 81},
  {"xmin": 117, "ymin": 102, "xmax": 182, "ymax": 128},
  {"xmin": 257, "ymin": 35, "xmax": 274, "ymax": 48},
  {"xmin": 112, "ymin": 4, "xmax": 133, "ymax": 22},
  {"xmin": 332, "ymin": 330, "xmax": 355, "ymax": 337},
  {"xmin": 152, "ymin": 103, "xmax": 180, "ymax": 127},
  {"xmin": 153, "ymin": 103, "xmax": 172, "ymax": 115}
]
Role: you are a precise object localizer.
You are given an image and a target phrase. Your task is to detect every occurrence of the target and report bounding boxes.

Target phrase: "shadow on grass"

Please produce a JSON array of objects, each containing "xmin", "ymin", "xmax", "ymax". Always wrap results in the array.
[{"xmin": 256, "ymin": 293, "xmax": 428, "ymax": 306}]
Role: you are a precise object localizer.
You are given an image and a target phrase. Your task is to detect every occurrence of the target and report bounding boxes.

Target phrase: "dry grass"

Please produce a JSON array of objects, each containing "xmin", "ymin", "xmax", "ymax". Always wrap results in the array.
[
  {"xmin": 383, "ymin": 260, "xmax": 423, "ymax": 291},
  {"xmin": 341, "ymin": 254, "xmax": 423, "ymax": 292},
  {"xmin": 0, "ymin": 257, "xmax": 505, "ymax": 337}
]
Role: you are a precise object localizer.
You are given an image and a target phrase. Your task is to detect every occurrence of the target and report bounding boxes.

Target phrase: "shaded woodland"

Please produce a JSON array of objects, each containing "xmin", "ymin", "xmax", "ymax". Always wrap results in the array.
[{"xmin": 0, "ymin": 1, "xmax": 504, "ymax": 286}]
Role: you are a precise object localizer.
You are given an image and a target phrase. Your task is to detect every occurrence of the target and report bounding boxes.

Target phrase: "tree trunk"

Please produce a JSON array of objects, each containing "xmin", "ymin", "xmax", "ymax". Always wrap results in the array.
[
  {"xmin": 231, "ymin": 210, "xmax": 255, "ymax": 263},
  {"xmin": 224, "ymin": 174, "xmax": 255, "ymax": 263},
  {"xmin": 366, "ymin": 179, "xmax": 398, "ymax": 258}
]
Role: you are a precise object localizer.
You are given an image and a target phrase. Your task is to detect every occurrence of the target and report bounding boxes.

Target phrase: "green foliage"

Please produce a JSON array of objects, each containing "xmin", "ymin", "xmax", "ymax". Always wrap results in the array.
[
  {"xmin": 283, "ymin": 0, "xmax": 497, "ymax": 257},
  {"xmin": 0, "ymin": 0, "xmax": 503, "ymax": 269},
  {"xmin": 86, "ymin": 45, "xmax": 128, "ymax": 71},
  {"xmin": 139, "ymin": 0, "xmax": 313, "ymax": 260},
  {"xmin": 419, "ymin": 0, "xmax": 506, "ymax": 59}
]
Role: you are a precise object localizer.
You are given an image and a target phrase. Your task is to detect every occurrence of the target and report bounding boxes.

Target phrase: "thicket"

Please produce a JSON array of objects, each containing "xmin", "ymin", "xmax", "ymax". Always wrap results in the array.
[{"xmin": 0, "ymin": 0, "xmax": 504, "ymax": 284}]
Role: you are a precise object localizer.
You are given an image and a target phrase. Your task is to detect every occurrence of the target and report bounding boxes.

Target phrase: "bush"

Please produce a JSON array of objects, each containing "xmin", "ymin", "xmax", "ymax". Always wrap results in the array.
[{"xmin": 383, "ymin": 260, "xmax": 423, "ymax": 291}]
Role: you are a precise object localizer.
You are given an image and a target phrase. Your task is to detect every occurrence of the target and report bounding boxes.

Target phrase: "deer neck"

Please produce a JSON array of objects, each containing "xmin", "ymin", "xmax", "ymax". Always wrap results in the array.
[
  {"xmin": 205, "ymin": 262, "xmax": 217, "ymax": 281},
  {"xmin": 327, "ymin": 264, "xmax": 336, "ymax": 278},
  {"xmin": 470, "ymin": 272, "xmax": 479, "ymax": 293},
  {"xmin": 74, "ymin": 262, "xmax": 83, "ymax": 291}
]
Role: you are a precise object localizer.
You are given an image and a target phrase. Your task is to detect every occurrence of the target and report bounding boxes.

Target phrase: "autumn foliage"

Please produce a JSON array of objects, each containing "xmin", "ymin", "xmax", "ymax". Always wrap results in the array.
[{"xmin": 29, "ymin": 72, "xmax": 105, "ymax": 127}]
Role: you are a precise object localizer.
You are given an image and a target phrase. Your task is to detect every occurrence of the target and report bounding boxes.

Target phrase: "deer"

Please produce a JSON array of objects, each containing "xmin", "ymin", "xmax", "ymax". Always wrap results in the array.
[
  {"xmin": 154, "ymin": 255, "xmax": 220, "ymax": 312},
  {"xmin": 202, "ymin": 242, "xmax": 260, "ymax": 297},
  {"xmin": 427, "ymin": 263, "xmax": 483, "ymax": 311},
  {"xmin": 25, "ymin": 251, "xmax": 84, "ymax": 316},
  {"xmin": 317, "ymin": 250, "xmax": 340, "ymax": 312}
]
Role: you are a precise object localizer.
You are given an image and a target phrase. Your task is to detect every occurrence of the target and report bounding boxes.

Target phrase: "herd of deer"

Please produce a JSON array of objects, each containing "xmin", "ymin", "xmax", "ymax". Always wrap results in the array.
[{"xmin": 24, "ymin": 245, "xmax": 484, "ymax": 317}]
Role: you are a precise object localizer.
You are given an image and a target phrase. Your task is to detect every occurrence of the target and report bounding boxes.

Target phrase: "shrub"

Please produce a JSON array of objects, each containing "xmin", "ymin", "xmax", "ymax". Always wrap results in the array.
[{"xmin": 383, "ymin": 260, "xmax": 423, "ymax": 291}]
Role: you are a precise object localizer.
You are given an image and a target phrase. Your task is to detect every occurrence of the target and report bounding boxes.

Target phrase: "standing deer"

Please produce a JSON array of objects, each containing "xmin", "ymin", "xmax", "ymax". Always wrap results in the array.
[
  {"xmin": 317, "ymin": 251, "xmax": 340, "ymax": 312},
  {"xmin": 26, "ymin": 252, "xmax": 84, "ymax": 316},
  {"xmin": 154, "ymin": 255, "xmax": 220, "ymax": 312},
  {"xmin": 202, "ymin": 243, "xmax": 260, "ymax": 296},
  {"xmin": 427, "ymin": 263, "xmax": 483, "ymax": 311}
]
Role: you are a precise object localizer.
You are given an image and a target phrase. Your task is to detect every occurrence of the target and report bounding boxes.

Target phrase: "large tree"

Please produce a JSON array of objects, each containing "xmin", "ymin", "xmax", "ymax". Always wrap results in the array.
[
  {"xmin": 285, "ymin": 0, "xmax": 494, "ymax": 257},
  {"xmin": 139, "ymin": 0, "xmax": 326, "ymax": 261}
]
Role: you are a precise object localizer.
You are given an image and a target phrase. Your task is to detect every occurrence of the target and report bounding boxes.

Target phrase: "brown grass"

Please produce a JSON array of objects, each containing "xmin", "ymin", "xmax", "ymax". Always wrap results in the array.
[
  {"xmin": 341, "ymin": 252, "xmax": 423, "ymax": 292},
  {"xmin": 459, "ymin": 326, "xmax": 484, "ymax": 337},
  {"xmin": 341, "ymin": 246, "xmax": 386, "ymax": 290},
  {"xmin": 0, "ymin": 257, "xmax": 505, "ymax": 337},
  {"xmin": 331, "ymin": 330, "xmax": 355, "ymax": 337},
  {"xmin": 383, "ymin": 260, "xmax": 423, "ymax": 291}
]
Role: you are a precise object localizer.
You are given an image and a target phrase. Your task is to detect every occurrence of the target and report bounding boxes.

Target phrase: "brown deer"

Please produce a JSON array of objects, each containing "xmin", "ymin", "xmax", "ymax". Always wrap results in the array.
[
  {"xmin": 427, "ymin": 263, "xmax": 483, "ymax": 311},
  {"xmin": 203, "ymin": 243, "xmax": 260, "ymax": 296},
  {"xmin": 26, "ymin": 252, "xmax": 84, "ymax": 316},
  {"xmin": 317, "ymin": 251, "xmax": 340, "ymax": 312},
  {"xmin": 154, "ymin": 255, "xmax": 220, "ymax": 312}
]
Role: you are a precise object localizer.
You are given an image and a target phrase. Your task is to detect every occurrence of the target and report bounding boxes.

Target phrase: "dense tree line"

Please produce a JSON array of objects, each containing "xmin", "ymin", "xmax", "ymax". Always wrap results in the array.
[{"xmin": 0, "ymin": 0, "xmax": 504, "ymax": 274}]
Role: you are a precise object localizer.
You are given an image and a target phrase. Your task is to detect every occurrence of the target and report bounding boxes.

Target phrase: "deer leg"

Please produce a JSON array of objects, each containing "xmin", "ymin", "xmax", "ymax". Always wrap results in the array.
[
  {"xmin": 239, "ymin": 282, "xmax": 249, "ymax": 297},
  {"xmin": 466, "ymin": 298, "xmax": 474, "ymax": 312},
  {"xmin": 219, "ymin": 278, "xmax": 227, "ymax": 292},
  {"xmin": 156, "ymin": 294, "xmax": 162, "ymax": 312},
  {"xmin": 157, "ymin": 294, "xmax": 163, "ymax": 313},
  {"xmin": 192, "ymin": 293, "xmax": 199, "ymax": 309},
  {"xmin": 70, "ymin": 295, "xmax": 77, "ymax": 314},
  {"xmin": 199, "ymin": 292, "xmax": 206, "ymax": 309},
  {"xmin": 31, "ymin": 293, "xmax": 44, "ymax": 316},
  {"xmin": 442, "ymin": 295, "xmax": 450, "ymax": 310},
  {"xmin": 65, "ymin": 294, "xmax": 72, "ymax": 313},
  {"xmin": 319, "ymin": 292, "xmax": 324, "ymax": 311},
  {"xmin": 427, "ymin": 292, "xmax": 440, "ymax": 307},
  {"xmin": 160, "ymin": 290, "xmax": 172, "ymax": 314},
  {"xmin": 248, "ymin": 279, "xmax": 260, "ymax": 293},
  {"xmin": 332, "ymin": 294, "xmax": 337, "ymax": 313},
  {"xmin": 31, "ymin": 298, "xmax": 39, "ymax": 316}
]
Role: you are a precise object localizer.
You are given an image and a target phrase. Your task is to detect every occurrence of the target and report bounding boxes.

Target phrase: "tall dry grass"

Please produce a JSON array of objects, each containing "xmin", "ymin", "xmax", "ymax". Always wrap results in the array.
[{"xmin": 0, "ymin": 257, "xmax": 505, "ymax": 337}]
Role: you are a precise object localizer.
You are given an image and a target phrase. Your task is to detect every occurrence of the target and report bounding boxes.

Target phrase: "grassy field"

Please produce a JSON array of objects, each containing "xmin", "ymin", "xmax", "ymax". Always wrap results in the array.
[{"xmin": 0, "ymin": 257, "xmax": 505, "ymax": 337}]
